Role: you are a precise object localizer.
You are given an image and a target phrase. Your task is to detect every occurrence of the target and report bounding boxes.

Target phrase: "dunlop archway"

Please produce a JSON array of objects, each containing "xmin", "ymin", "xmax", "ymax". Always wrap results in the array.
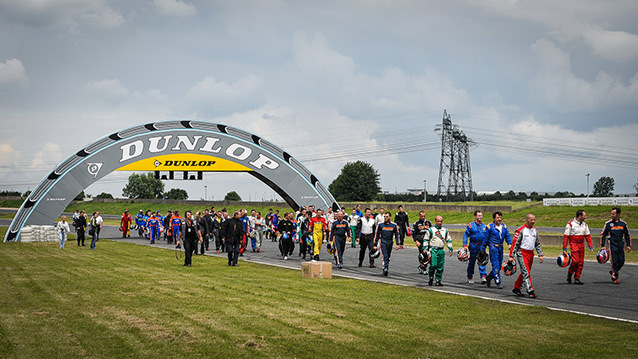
[{"xmin": 4, "ymin": 121, "xmax": 339, "ymax": 242}]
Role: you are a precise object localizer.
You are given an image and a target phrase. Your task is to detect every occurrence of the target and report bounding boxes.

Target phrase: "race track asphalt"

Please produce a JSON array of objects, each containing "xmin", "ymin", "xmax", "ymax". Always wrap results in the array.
[{"xmin": 3, "ymin": 219, "xmax": 636, "ymax": 323}]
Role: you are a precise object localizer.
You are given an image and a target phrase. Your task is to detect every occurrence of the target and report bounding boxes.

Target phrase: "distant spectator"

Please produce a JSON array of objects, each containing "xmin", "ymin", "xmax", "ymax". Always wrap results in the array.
[
  {"xmin": 95, "ymin": 211, "xmax": 104, "ymax": 238},
  {"xmin": 89, "ymin": 212, "xmax": 101, "ymax": 250},
  {"xmin": 75, "ymin": 210, "xmax": 87, "ymax": 246},
  {"xmin": 57, "ymin": 216, "xmax": 70, "ymax": 249}
]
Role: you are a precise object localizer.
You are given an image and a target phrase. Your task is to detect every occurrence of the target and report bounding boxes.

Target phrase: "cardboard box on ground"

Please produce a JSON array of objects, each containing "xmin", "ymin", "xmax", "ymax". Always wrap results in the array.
[{"xmin": 301, "ymin": 261, "xmax": 332, "ymax": 279}]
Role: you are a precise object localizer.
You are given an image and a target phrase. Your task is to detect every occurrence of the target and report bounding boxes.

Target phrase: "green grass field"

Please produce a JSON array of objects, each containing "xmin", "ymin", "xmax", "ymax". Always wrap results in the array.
[
  {"xmin": 64, "ymin": 201, "xmax": 290, "ymax": 219},
  {"xmin": 2, "ymin": 198, "xmax": 635, "ymax": 228},
  {"xmin": 1, "ymin": 234, "xmax": 637, "ymax": 358},
  {"xmin": 0, "ymin": 199, "xmax": 23, "ymax": 208},
  {"xmin": 59, "ymin": 201, "xmax": 635, "ymax": 228}
]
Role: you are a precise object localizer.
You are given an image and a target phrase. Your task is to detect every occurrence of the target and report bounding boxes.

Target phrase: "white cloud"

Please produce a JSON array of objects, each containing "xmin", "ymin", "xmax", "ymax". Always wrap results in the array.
[
  {"xmin": 293, "ymin": 32, "xmax": 356, "ymax": 82},
  {"xmin": 77, "ymin": 3, "xmax": 125, "ymax": 28},
  {"xmin": 585, "ymin": 28, "xmax": 638, "ymax": 62},
  {"xmin": 290, "ymin": 31, "xmax": 473, "ymax": 116},
  {"xmin": 0, "ymin": 144, "xmax": 20, "ymax": 176},
  {"xmin": 185, "ymin": 75, "xmax": 264, "ymax": 112},
  {"xmin": 213, "ymin": 104, "xmax": 431, "ymax": 197},
  {"xmin": 465, "ymin": 0, "xmax": 638, "ymax": 62},
  {"xmin": 0, "ymin": 0, "xmax": 124, "ymax": 30},
  {"xmin": 86, "ymin": 79, "xmax": 169, "ymax": 108},
  {"xmin": 151, "ymin": 0, "xmax": 196, "ymax": 18},
  {"xmin": 0, "ymin": 58, "xmax": 28, "ymax": 86},
  {"xmin": 87, "ymin": 78, "xmax": 130, "ymax": 101},
  {"xmin": 472, "ymin": 118, "xmax": 638, "ymax": 193},
  {"xmin": 30, "ymin": 143, "xmax": 62, "ymax": 170},
  {"xmin": 529, "ymin": 39, "xmax": 638, "ymax": 111}
]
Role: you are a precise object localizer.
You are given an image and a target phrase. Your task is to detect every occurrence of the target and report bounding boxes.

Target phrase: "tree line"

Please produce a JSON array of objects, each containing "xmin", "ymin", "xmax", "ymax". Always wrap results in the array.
[{"xmin": 0, "ymin": 168, "xmax": 632, "ymax": 203}]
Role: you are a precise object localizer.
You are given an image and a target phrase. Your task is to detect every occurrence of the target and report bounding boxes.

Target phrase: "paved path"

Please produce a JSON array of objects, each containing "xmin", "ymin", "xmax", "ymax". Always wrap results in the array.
[{"xmin": 3, "ymin": 219, "xmax": 635, "ymax": 322}]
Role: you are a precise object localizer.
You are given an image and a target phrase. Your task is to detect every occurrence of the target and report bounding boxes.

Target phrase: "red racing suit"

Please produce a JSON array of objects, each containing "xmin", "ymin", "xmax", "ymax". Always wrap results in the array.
[
  {"xmin": 563, "ymin": 218, "xmax": 593, "ymax": 280},
  {"xmin": 120, "ymin": 213, "xmax": 132, "ymax": 237},
  {"xmin": 510, "ymin": 225, "xmax": 543, "ymax": 294}
]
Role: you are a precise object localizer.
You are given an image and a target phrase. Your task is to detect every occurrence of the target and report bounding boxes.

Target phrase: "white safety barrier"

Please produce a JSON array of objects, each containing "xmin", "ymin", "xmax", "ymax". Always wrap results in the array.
[
  {"xmin": 18, "ymin": 225, "xmax": 60, "ymax": 242},
  {"xmin": 543, "ymin": 197, "xmax": 638, "ymax": 206}
]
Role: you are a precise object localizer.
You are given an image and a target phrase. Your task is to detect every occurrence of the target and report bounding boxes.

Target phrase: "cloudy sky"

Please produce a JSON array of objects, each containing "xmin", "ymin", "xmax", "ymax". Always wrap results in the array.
[{"xmin": 1, "ymin": 0, "xmax": 637, "ymax": 202}]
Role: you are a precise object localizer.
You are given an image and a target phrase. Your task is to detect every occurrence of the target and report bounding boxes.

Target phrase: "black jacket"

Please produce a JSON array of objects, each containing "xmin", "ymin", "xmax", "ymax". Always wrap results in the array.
[
  {"xmin": 202, "ymin": 214, "xmax": 214, "ymax": 236},
  {"xmin": 196, "ymin": 217, "xmax": 208, "ymax": 237},
  {"xmin": 412, "ymin": 219, "xmax": 431, "ymax": 242},
  {"xmin": 278, "ymin": 219, "xmax": 295, "ymax": 234},
  {"xmin": 225, "ymin": 217, "xmax": 243, "ymax": 245},
  {"xmin": 394, "ymin": 212, "xmax": 409, "ymax": 228},
  {"xmin": 75, "ymin": 215, "xmax": 87, "ymax": 231},
  {"xmin": 180, "ymin": 219, "xmax": 200, "ymax": 241}
]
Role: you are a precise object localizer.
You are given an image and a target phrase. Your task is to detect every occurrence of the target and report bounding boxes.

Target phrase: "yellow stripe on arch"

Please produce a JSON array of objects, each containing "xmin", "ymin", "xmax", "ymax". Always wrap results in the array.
[{"xmin": 116, "ymin": 154, "xmax": 253, "ymax": 172}]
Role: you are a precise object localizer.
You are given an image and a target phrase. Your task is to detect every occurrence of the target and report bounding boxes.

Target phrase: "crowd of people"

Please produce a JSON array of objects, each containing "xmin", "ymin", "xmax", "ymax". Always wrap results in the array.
[
  {"xmin": 71, "ymin": 203, "xmax": 630, "ymax": 299},
  {"xmin": 61, "ymin": 210, "xmax": 103, "ymax": 250}
]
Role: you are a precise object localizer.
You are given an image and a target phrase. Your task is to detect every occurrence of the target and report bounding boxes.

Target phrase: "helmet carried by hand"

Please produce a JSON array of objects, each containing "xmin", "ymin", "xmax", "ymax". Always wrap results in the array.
[
  {"xmin": 596, "ymin": 248, "xmax": 609, "ymax": 264},
  {"xmin": 557, "ymin": 253, "xmax": 571, "ymax": 268},
  {"xmin": 457, "ymin": 247, "xmax": 470, "ymax": 262},
  {"xmin": 501, "ymin": 260, "xmax": 517, "ymax": 276}
]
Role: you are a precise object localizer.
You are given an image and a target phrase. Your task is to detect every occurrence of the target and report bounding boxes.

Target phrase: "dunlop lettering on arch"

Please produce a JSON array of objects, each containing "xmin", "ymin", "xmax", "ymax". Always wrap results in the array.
[{"xmin": 4, "ymin": 121, "xmax": 339, "ymax": 242}]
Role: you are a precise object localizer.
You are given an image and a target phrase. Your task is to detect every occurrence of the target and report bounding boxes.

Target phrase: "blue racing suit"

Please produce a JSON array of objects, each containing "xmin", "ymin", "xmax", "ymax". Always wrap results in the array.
[
  {"xmin": 481, "ymin": 223, "xmax": 512, "ymax": 285},
  {"xmin": 240, "ymin": 215, "xmax": 250, "ymax": 254},
  {"xmin": 171, "ymin": 216, "xmax": 183, "ymax": 242},
  {"xmin": 463, "ymin": 221, "xmax": 489, "ymax": 280},
  {"xmin": 375, "ymin": 222, "xmax": 399, "ymax": 270},
  {"xmin": 148, "ymin": 217, "xmax": 160, "ymax": 243}
]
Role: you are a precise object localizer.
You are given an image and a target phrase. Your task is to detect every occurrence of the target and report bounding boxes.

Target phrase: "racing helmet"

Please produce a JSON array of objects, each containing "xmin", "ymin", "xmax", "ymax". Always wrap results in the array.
[
  {"xmin": 370, "ymin": 247, "xmax": 381, "ymax": 259},
  {"xmin": 501, "ymin": 260, "xmax": 517, "ymax": 276},
  {"xmin": 418, "ymin": 250, "xmax": 431, "ymax": 263},
  {"xmin": 477, "ymin": 251, "xmax": 489, "ymax": 266},
  {"xmin": 282, "ymin": 233, "xmax": 289, "ymax": 240},
  {"xmin": 596, "ymin": 248, "xmax": 610, "ymax": 264},
  {"xmin": 457, "ymin": 247, "xmax": 470, "ymax": 262},
  {"xmin": 306, "ymin": 235, "xmax": 314, "ymax": 246},
  {"xmin": 406, "ymin": 228, "xmax": 413, "ymax": 237},
  {"xmin": 326, "ymin": 241, "xmax": 336, "ymax": 255},
  {"xmin": 557, "ymin": 253, "xmax": 571, "ymax": 268}
]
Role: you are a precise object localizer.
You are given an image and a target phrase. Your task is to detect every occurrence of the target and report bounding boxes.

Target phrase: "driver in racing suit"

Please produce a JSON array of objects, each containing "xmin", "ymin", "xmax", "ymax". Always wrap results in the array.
[
  {"xmin": 375, "ymin": 212, "xmax": 399, "ymax": 277},
  {"xmin": 482, "ymin": 211, "xmax": 512, "ymax": 289},
  {"xmin": 412, "ymin": 211, "xmax": 431, "ymax": 274},
  {"xmin": 510, "ymin": 213, "xmax": 544, "ymax": 298},
  {"xmin": 563, "ymin": 209, "xmax": 594, "ymax": 285},
  {"xmin": 463, "ymin": 210, "xmax": 489, "ymax": 284},
  {"xmin": 310, "ymin": 209, "xmax": 328, "ymax": 261},
  {"xmin": 424, "ymin": 215, "xmax": 453, "ymax": 286}
]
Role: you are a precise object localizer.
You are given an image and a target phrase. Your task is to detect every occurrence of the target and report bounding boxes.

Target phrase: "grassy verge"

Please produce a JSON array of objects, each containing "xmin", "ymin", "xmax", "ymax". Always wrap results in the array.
[
  {"xmin": 63, "ymin": 202, "xmax": 291, "ymax": 221},
  {"xmin": 1, "ymin": 234, "xmax": 637, "ymax": 358},
  {"xmin": 0, "ymin": 199, "xmax": 23, "ymax": 208},
  {"xmin": 3, "ymin": 200, "xmax": 635, "ymax": 231}
]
